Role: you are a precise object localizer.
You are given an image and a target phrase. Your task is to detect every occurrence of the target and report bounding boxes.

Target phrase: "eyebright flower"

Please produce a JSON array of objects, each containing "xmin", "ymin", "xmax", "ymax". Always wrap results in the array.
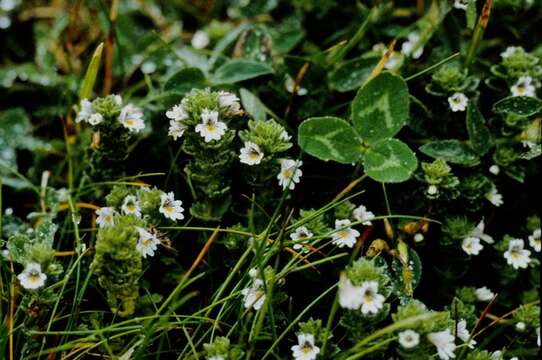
[
  {"xmin": 427, "ymin": 184, "xmax": 439, "ymax": 196},
  {"xmin": 428, "ymin": 329, "xmax": 456, "ymax": 360},
  {"xmin": 75, "ymin": 99, "xmax": 94, "ymax": 123},
  {"xmin": 398, "ymin": 330, "xmax": 420, "ymax": 349},
  {"xmin": 463, "ymin": 219, "xmax": 494, "ymax": 252},
  {"xmin": 119, "ymin": 104, "xmax": 145, "ymax": 132},
  {"xmin": 166, "ymin": 104, "xmax": 189, "ymax": 140},
  {"xmin": 528, "ymin": 229, "xmax": 541, "ymax": 252},
  {"xmin": 285, "ymin": 74, "xmax": 308, "ymax": 96},
  {"xmin": 17, "ymin": 262, "xmax": 47, "ymax": 290},
  {"xmin": 511, "ymin": 76, "xmax": 536, "ymax": 97},
  {"xmin": 401, "ymin": 32, "xmax": 424, "ymax": 59},
  {"xmin": 515, "ymin": 321, "xmax": 526, "ymax": 332},
  {"xmin": 279, "ymin": 130, "xmax": 292, "ymax": 142},
  {"xmin": 121, "ymin": 195, "xmax": 141, "ymax": 218},
  {"xmin": 359, "ymin": 281, "xmax": 385, "ymax": 315},
  {"xmin": 462, "ymin": 237, "xmax": 484, "ymax": 256},
  {"xmin": 503, "ymin": 239, "xmax": 531, "ymax": 269},
  {"xmin": 338, "ymin": 274, "xmax": 364, "ymax": 309},
  {"xmin": 489, "ymin": 165, "xmax": 500, "ymax": 175},
  {"xmin": 485, "ymin": 186, "xmax": 503, "ymax": 207},
  {"xmin": 217, "ymin": 91, "xmax": 241, "ymax": 114},
  {"xmin": 88, "ymin": 113, "xmax": 104, "ymax": 126},
  {"xmin": 241, "ymin": 278, "xmax": 266, "ymax": 310},
  {"xmin": 277, "ymin": 159, "xmax": 303, "ymax": 190},
  {"xmin": 191, "ymin": 30, "xmax": 210, "ymax": 49},
  {"xmin": 448, "ymin": 92, "xmax": 468, "ymax": 112},
  {"xmin": 353, "ymin": 204, "xmax": 375, "ymax": 226},
  {"xmin": 290, "ymin": 226, "xmax": 313, "ymax": 251},
  {"xmin": 168, "ymin": 120, "xmax": 188, "ymax": 140},
  {"xmin": 453, "ymin": 0, "xmax": 473, "ymax": 10},
  {"xmin": 96, "ymin": 207, "xmax": 115, "ymax": 228},
  {"xmin": 500, "ymin": 46, "xmax": 522, "ymax": 59},
  {"xmin": 475, "ymin": 286, "xmax": 495, "ymax": 302},
  {"xmin": 331, "ymin": 219, "xmax": 360, "ymax": 248},
  {"xmin": 159, "ymin": 191, "xmax": 185, "ymax": 221},
  {"xmin": 291, "ymin": 333, "xmax": 320, "ymax": 360},
  {"xmin": 195, "ymin": 108, "xmax": 227, "ymax": 142},
  {"xmin": 456, "ymin": 319, "xmax": 476, "ymax": 349},
  {"xmin": 136, "ymin": 227, "xmax": 160, "ymax": 258},
  {"xmin": 239, "ymin": 141, "xmax": 264, "ymax": 165}
]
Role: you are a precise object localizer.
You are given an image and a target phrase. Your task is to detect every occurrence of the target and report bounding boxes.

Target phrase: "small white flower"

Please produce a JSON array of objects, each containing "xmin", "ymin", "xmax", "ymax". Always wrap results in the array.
[
  {"xmin": 485, "ymin": 186, "xmax": 503, "ymax": 207},
  {"xmin": 277, "ymin": 159, "xmax": 303, "ymax": 190},
  {"xmin": 119, "ymin": 104, "xmax": 145, "ymax": 132},
  {"xmin": 427, "ymin": 184, "xmax": 439, "ymax": 196},
  {"xmin": 522, "ymin": 140, "xmax": 537, "ymax": 150},
  {"xmin": 88, "ymin": 113, "xmax": 104, "ymax": 126},
  {"xmin": 503, "ymin": 239, "xmax": 531, "ymax": 269},
  {"xmin": 113, "ymin": 94, "xmax": 123, "ymax": 106},
  {"xmin": 428, "ymin": 329, "xmax": 456, "ymax": 360},
  {"xmin": 456, "ymin": 319, "xmax": 476, "ymax": 349},
  {"xmin": 401, "ymin": 32, "xmax": 424, "ymax": 59},
  {"xmin": 398, "ymin": 330, "xmax": 420, "ymax": 349},
  {"xmin": 141, "ymin": 61, "xmax": 157, "ymax": 74},
  {"xmin": 469, "ymin": 219, "xmax": 495, "ymax": 244},
  {"xmin": 195, "ymin": 108, "xmax": 227, "ymax": 142},
  {"xmin": 515, "ymin": 321, "xmax": 526, "ymax": 332},
  {"xmin": 338, "ymin": 273, "xmax": 364, "ymax": 310},
  {"xmin": 454, "ymin": 0, "xmax": 473, "ymax": 10},
  {"xmin": 121, "ymin": 195, "xmax": 141, "ymax": 217},
  {"xmin": 290, "ymin": 226, "xmax": 313, "ymax": 251},
  {"xmin": 285, "ymin": 74, "xmax": 308, "ymax": 96},
  {"xmin": 511, "ymin": 76, "xmax": 536, "ymax": 97},
  {"xmin": 191, "ymin": 30, "xmax": 210, "ymax": 49},
  {"xmin": 462, "ymin": 237, "xmax": 484, "ymax": 256},
  {"xmin": 168, "ymin": 120, "xmax": 188, "ymax": 140},
  {"xmin": 0, "ymin": 0, "xmax": 17, "ymax": 12},
  {"xmin": 291, "ymin": 333, "xmax": 320, "ymax": 360},
  {"xmin": 241, "ymin": 278, "xmax": 266, "ymax": 310},
  {"xmin": 56, "ymin": 188, "xmax": 69, "ymax": 203},
  {"xmin": 332, "ymin": 219, "xmax": 360, "ymax": 248},
  {"xmin": 352, "ymin": 204, "xmax": 375, "ymax": 226},
  {"xmin": 96, "ymin": 207, "xmax": 115, "ymax": 228},
  {"xmin": 136, "ymin": 227, "xmax": 160, "ymax": 258},
  {"xmin": 528, "ymin": 229, "xmax": 541, "ymax": 252},
  {"xmin": 489, "ymin": 165, "xmax": 500, "ymax": 175},
  {"xmin": 279, "ymin": 130, "xmax": 292, "ymax": 142},
  {"xmin": 159, "ymin": 191, "xmax": 185, "ymax": 221},
  {"xmin": 239, "ymin": 141, "xmax": 264, "ymax": 165},
  {"xmin": 414, "ymin": 233, "xmax": 425, "ymax": 242},
  {"xmin": 17, "ymin": 262, "xmax": 47, "ymax": 290},
  {"xmin": 359, "ymin": 281, "xmax": 386, "ymax": 315},
  {"xmin": 207, "ymin": 356, "xmax": 225, "ymax": 360},
  {"xmin": 76, "ymin": 99, "xmax": 94, "ymax": 123},
  {"xmin": 166, "ymin": 104, "xmax": 189, "ymax": 122},
  {"xmin": 475, "ymin": 286, "xmax": 495, "ymax": 302},
  {"xmin": 448, "ymin": 93, "xmax": 469, "ymax": 112},
  {"xmin": 0, "ymin": 16, "xmax": 11, "ymax": 29},
  {"xmin": 500, "ymin": 46, "xmax": 522, "ymax": 59},
  {"xmin": 248, "ymin": 267, "xmax": 259, "ymax": 278},
  {"xmin": 217, "ymin": 91, "xmax": 241, "ymax": 114}
]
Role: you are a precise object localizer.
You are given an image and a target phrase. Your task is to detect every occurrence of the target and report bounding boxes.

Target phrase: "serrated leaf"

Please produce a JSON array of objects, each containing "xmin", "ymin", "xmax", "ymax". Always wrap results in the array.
[
  {"xmin": 419, "ymin": 140, "xmax": 480, "ymax": 166},
  {"xmin": 298, "ymin": 117, "xmax": 362, "ymax": 164},
  {"xmin": 163, "ymin": 67, "xmax": 206, "ymax": 93},
  {"xmin": 352, "ymin": 72, "xmax": 410, "ymax": 143},
  {"xmin": 240, "ymin": 88, "xmax": 266, "ymax": 121},
  {"xmin": 212, "ymin": 60, "xmax": 273, "ymax": 84},
  {"xmin": 328, "ymin": 57, "xmax": 378, "ymax": 92},
  {"xmin": 493, "ymin": 96, "xmax": 542, "ymax": 117},
  {"xmin": 363, "ymin": 139, "xmax": 418, "ymax": 183},
  {"xmin": 466, "ymin": 103, "xmax": 492, "ymax": 155}
]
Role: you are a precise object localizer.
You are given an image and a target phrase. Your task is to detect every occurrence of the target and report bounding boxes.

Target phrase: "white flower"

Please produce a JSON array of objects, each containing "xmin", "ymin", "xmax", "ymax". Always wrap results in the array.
[
  {"xmin": 414, "ymin": 233, "xmax": 425, "ymax": 242},
  {"xmin": 17, "ymin": 262, "xmax": 47, "ymax": 290},
  {"xmin": 0, "ymin": 16, "xmax": 11, "ymax": 29},
  {"xmin": 332, "ymin": 219, "xmax": 360, "ymax": 248},
  {"xmin": 490, "ymin": 351, "xmax": 503, "ymax": 360},
  {"xmin": 485, "ymin": 186, "xmax": 503, "ymax": 207},
  {"xmin": 195, "ymin": 108, "xmax": 227, "ymax": 142},
  {"xmin": 88, "ymin": 112, "xmax": 104, "ymax": 126},
  {"xmin": 207, "ymin": 356, "xmax": 225, "ymax": 360},
  {"xmin": 285, "ymin": 74, "xmax": 308, "ymax": 96},
  {"xmin": 454, "ymin": 0, "xmax": 473, "ymax": 10},
  {"xmin": 248, "ymin": 267, "xmax": 259, "ymax": 278},
  {"xmin": 76, "ymin": 99, "xmax": 94, "ymax": 123},
  {"xmin": 136, "ymin": 227, "xmax": 160, "ymax": 258},
  {"xmin": 119, "ymin": 104, "xmax": 145, "ymax": 132},
  {"xmin": 522, "ymin": 140, "xmax": 537, "ymax": 150},
  {"xmin": 503, "ymin": 239, "xmax": 531, "ymax": 269},
  {"xmin": 427, "ymin": 184, "xmax": 439, "ymax": 196},
  {"xmin": 166, "ymin": 104, "xmax": 189, "ymax": 122},
  {"xmin": 352, "ymin": 204, "xmax": 375, "ymax": 226},
  {"xmin": 515, "ymin": 321, "xmax": 526, "ymax": 332},
  {"xmin": 96, "ymin": 207, "xmax": 115, "ymax": 228},
  {"xmin": 291, "ymin": 333, "xmax": 320, "ymax": 360},
  {"xmin": 56, "ymin": 187, "xmax": 69, "ymax": 203},
  {"xmin": 456, "ymin": 319, "xmax": 476, "ymax": 349},
  {"xmin": 489, "ymin": 165, "xmax": 500, "ymax": 175},
  {"xmin": 398, "ymin": 330, "xmax": 420, "ymax": 349},
  {"xmin": 159, "ymin": 191, "xmax": 185, "ymax": 221},
  {"xmin": 500, "ymin": 46, "xmax": 522, "ymax": 59},
  {"xmin": 462, "ymin": 237, "xmax": 484, "ymax": 256},
  {"xmin": 448, "ymin": 93, "xmax": 469, "ymax": 112},
  {"xmin": 218, "ymin": 91, "xmax": 241, "ymax": 113},
  {"xmin": 113, "ymin": 94, "xmax": 123, "ymax": 106},
  {"xmin": 239, "ymin": 141, "xmax": 264, "ymax": 165},
  {"xmin": 401, "ymin": 32, "xmax": 424, "ymax": 59},
  {"xmin": 279, "ymin": 130, "xmax": 292, "ymax": 142},
  {"xmin": 166, "ymin": 104, "xmax": 189, "ymax": 140},
  {"xmin": 338, "ymin": 273, "xmax": 364, "ymax": 310},
  {"xmin": 290, "ymin": 226, "xmax": 313, "ymax": 251},
  {"xmin": 468, "ymin": 219, "xmax": 495, "ymax": 244},
  {"xmin": 277, "ymin": 159, "xmax": 303, "ymax": 190},
  {"xmin": 475, "ymin": 286, "xmax": 495, "ymax": 302},
  {"xmin": 511, "ymin": 76, "xmax": 536, "ymax": 97},
  {"xmin": 241, "ymin": 278, "xmax": 266, "ymax": 310},
  {"xmin": 121, "ymin": 195, "xmax": 141, "ymax": 218},
  {"xmin": 428, "ymin": 329, "xmax": 456, "ymax": 360},
  {"xmin": 359, "ymin": 281, "xmax": 386, "ymax": 315},
  {"xmin": 0, "ymin": 0, "xmax": 17, "ymax": 12},
  {"xmin": 191, "ymin": 30, "xmax": 210, "ymax": 49},
  {"xmin": 168, "ymin": 120, "xmax": 188, "ymax": 140},
  {"xmin": 528, "ymin": 229, "xmax": 541, "ymax": 252}
]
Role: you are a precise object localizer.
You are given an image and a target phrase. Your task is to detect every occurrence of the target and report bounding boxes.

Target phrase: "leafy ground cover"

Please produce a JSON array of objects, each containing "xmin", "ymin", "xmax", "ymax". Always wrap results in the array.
[{"xmin": 0, "ymin": 0, "xmax": 541, "ymax": 359}]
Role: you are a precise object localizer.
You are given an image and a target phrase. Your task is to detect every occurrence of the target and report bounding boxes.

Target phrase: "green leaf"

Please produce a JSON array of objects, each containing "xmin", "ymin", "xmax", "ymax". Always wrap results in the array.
[
  {"xmin": 328, "ymin": 57, "xmax": 378, "ymax": 92},
  {"xmin": 79, "ymin": 42, "xmax": 103, "ymax": 100},
  {"xmin": 164, "ymin": 67, "xmax": 206, "ymax": 93},
  {"xmin": 212, "ymin": 60, "xmax": 273, "ymax": 84},
  {"xmin": 240, "ymin": 88, "xmax": 266, "ymax": 121},
  {"xmin": 419, "ymin": 140, "xmax": 479, "ymax": 166},
  {"xmin": 298, "ymin": 117, "xmax": 362, "ymax": 164},
  {"xmin": 466, "ymin": 103, "xmax": 492, "ymax": 155},
  {"xmin": 493, "ymin": 96, "xmax": 542, "ymax": 117},
  {"xmin": 466, "ymin": 0, "xmax": 477, "ymax": 30},
  {"xmin": 352, "ymin": 72, "xmax": 410, "ymax": 143},
  {"xmin": 363, "ymin": 139, "xmax": 418, "ymax": 183}
]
